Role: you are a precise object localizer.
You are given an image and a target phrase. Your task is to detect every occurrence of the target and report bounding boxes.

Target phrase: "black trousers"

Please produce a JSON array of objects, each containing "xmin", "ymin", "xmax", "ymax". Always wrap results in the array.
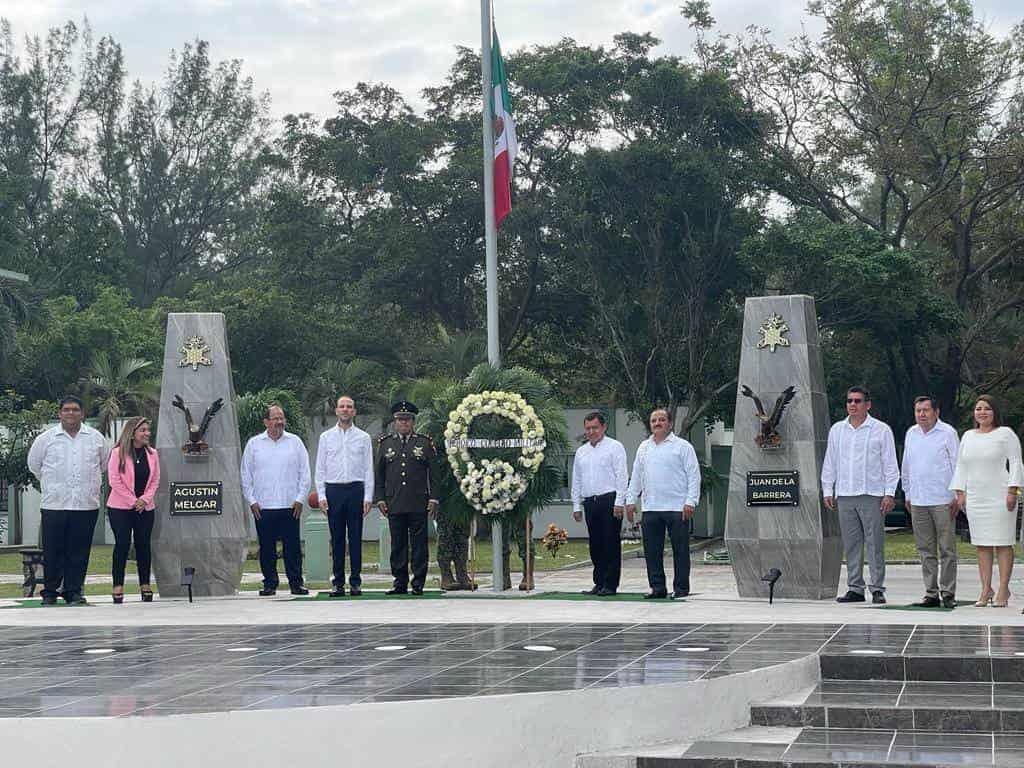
[
  {"xmin": 326, "ymin": 482, "xmax": 364, "ymax": 588},
  {"xmin": 389, "ymin": 512, "xmax": 428, "ymax": 590},
  {"xmin": 40, "ymin": 508, "xmax": 98, "ymax": 600},
  {"xmin": 254, "ymin": 507, "xmax": 303, "ymax": 590},
  {"xmin": 584, "ymin": 492, "xmax": 622, "ymax": 591},
  {"xmin": 108, "ymin": 507, "xmax": 155, "ymax": 587},
  {"xmin": 642, "ymin": 510, "xmax": 690, "ymax": 593}
]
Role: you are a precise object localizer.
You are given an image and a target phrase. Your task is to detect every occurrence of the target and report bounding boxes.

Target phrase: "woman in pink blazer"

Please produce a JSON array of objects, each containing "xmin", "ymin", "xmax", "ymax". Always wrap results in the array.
[{"xmin": 106, "ymin": 416, "xmax": 160, "ymax": 603}]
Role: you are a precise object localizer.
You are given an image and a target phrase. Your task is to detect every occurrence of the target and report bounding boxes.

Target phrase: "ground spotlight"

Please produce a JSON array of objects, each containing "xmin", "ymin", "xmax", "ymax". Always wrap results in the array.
[
  {"xmin": 181, "ymin": 566, "xmax": 195, "ymax": 603},
  {"xmin": 761, "ymin": 568, "xmax": 782, "ymax": 604}
]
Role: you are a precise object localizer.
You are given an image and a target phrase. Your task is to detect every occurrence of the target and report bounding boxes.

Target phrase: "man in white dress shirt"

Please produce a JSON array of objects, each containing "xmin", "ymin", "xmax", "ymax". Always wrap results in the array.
[
  {"xmin": 316, "ymin": 395, "xmax": 374, "ymax": 597},
  {"xmin": 625, "ymin": 409, "xmax": 701, "ymax": 599},
  {"xmin": 241, "ymin": 404, "xmax": 312, "ymax": 596},
  {"xmin": 821, "ymin": 386, "xmax": 900, "ymax": 604},
  {"xmin": 571, "ymin": 412, "xmax": 629, "ymax": 596},
  {"xmin": 901, "ymin": 395, "xmax": 960, "ymax": 609},
  {"xmin": 27, "ymin": 395, "xmax": 110, "ymax": 605}
]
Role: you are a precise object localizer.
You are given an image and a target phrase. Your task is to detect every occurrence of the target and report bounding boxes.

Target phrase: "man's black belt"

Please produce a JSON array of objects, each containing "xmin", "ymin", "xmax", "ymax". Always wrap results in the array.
[
  {"xmin": 583, "ymin": 491, "xmax": 616, "ymax": 502},
  {"xmin": 326, "ymin": 481, "xmax": 364, "ymax": 488}
]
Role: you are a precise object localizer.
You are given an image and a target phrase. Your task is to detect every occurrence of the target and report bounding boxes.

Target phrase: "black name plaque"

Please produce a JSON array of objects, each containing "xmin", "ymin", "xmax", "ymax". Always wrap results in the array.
[
  {"xmin": 746, "ymin": 471, "xmax": 799, "ymax": 506},
  {"xmin": 170, "ymin": 481, "xmax": 223, "ymax": 515}
]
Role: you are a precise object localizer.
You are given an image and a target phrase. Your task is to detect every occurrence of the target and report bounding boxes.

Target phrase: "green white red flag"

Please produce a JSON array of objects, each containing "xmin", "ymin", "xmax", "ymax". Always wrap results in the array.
[{"xmin": 491, "ymin": 31, "xmax": 517, "ymax": 227}]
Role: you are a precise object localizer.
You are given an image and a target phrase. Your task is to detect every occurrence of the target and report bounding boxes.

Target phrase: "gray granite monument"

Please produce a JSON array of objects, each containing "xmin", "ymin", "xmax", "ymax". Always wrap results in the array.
[
  {"xmin": 151, "ymin": 313, "xmax": 248, "ymax": 596},
  {"xmin": 724, "ymin": 295, "xmax": 841, "ymax": 599}
]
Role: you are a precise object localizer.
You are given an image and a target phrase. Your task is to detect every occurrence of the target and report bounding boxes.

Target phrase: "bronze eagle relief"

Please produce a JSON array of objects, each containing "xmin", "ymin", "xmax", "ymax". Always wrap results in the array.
[
  {"xmin": 740, "ymin": 385, "xmax": 796, "ymax": 449},
  {"xmin": 171, "ymin": 394, "xmax": 224, "ymax": 456}
]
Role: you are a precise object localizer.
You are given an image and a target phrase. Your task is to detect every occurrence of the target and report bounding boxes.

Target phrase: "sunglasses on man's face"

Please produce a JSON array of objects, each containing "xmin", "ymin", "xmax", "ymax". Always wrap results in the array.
[{"xmin": 846, "ymin": 398, "xmax": 865, "ymax": 404}]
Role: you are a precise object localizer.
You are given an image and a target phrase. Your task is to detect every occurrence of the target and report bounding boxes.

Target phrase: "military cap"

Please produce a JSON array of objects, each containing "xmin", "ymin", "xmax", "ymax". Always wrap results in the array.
[{"xmin": 391, "ymin": 400, "xmax": 418, "ymax": 417}]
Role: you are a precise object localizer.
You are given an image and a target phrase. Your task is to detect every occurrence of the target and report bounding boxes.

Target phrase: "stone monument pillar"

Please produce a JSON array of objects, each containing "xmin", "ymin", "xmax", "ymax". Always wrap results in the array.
[
  {"xmin": 152, "ymin": 313, "xmax": 248, "ymax": 597},
  {"xmin": 725, "ymin": 295, "xmax": 841, "ymax": 599}
]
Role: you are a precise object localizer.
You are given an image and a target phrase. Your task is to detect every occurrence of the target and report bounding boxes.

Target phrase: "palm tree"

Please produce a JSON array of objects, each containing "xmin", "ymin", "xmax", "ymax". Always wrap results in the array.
[
  {"xmin": 435, "ymin": 325, "xmax": 486, "ymax": 379},
  {"xmin": 80, "ymin": 352, "xmax": 159, "ymax": 436},
  {"xmin": 299, "ymin": 357, "xmax": 390, "ymax": 428},
  {"xmin": 0, "ymin": 273, "xmax": 39, "ymax": 378}
]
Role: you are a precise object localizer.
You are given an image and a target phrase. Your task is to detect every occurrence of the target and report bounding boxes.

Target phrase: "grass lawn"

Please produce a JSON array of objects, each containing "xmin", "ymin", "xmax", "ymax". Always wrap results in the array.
[
  {"xmin": 0, "ymin": 540, "xmax": 642, "ymax": 580},
  {"xmin": 883, "ymin": 530, "xmax": 1022, "ymax": 562}
]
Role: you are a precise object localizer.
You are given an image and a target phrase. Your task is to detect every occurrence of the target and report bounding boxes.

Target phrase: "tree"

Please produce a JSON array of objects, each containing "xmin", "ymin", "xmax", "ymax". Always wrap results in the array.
[
  {"xmin": 561, "ymin": 56, "xmax": 768, "ymax": 433},
  {"xmin": 731, "ymin": 0, "xmax": 1024, "ymax": 417},
  {"xmin": 88, "ymin": 40, "xmax": 271, "ymax": 306},
  {"xmin": 0, "ymin": 390, "xmax": 55, "ymax": 492},
  {"xmin": 745, "ymin": 211, "xmax": 960, "ymax": 428},
  {"xmin": 0, "ymin": 21, "xmax": 121, "ymax": 279},
  {"xmin": 79, "ymin": 351, "xmax": 158, "ymax": 435}
]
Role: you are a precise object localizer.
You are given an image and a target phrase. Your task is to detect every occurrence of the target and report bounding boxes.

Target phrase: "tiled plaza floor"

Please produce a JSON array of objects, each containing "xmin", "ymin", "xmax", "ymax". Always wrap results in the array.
[{"xmin": 0, "ymin": 622, "xmax": 838, "ymax": 717}]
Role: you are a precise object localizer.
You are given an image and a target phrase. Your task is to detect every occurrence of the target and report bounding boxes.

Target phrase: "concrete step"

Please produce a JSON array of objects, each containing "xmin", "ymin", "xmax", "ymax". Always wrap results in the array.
[
  {"xmin": 751, "ymin": 679, "xmax": 1024, "ymax": 731},
  {"xmin": 637, "ymin": 726, "xmax": 1024, "ymax": 767}
]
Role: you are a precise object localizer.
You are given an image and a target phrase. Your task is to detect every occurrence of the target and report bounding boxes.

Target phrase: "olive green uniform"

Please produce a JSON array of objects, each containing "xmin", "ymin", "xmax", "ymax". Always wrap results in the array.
[{"xmin": 374, "ymin": 432, "xmax": 438, "ymax": 591}]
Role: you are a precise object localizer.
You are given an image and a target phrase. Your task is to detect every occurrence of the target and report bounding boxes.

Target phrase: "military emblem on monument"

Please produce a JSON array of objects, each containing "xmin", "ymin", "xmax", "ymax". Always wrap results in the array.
[
  {"xmin": 756, "ymin": 313, "xmax": 790, "ymax": 352},
  {"xmin": 740, "ymin": 384, "xmax": 797, "ymax": 449},
  {"xmin": 178, "ymin": 335, "xmax": 213, "ymax": 371},
  {"xmin": 171, "ymin": 394, "xmax": 224, "ymax": 458}
]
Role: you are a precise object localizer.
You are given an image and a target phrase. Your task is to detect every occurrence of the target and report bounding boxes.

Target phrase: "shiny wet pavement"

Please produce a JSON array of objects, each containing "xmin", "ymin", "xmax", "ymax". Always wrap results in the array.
[{"xmin": 0, "ymin": 622, "xmax": 837, "ymax": 717}]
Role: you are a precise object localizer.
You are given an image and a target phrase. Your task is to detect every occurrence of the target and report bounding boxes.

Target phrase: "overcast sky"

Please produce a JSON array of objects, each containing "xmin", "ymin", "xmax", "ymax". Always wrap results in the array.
[{"xmin": 4, "ymin": 0, "xmax": 1021, "ymax": 121}]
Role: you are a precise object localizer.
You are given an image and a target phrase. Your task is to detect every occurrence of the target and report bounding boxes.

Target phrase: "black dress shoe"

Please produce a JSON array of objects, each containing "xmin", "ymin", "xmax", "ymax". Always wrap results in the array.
[
  {"xmin": 259, "ymin": 588, "xmax": 277, "ymax": 597},
  {"xmin": 411, "ymin": 587, "xmax": 424, "ymax": 595},
  {"xmin": 836, "ymin": 590, "xmax": 866, "ymax": 603},
  {"xmin": 66, "ymin": 594, "xmax": 88, "ymax": 606},
  {"xmin": 290, "ymin": 587, "xmax": 310, "ymax": 596},
  {"xmin": 329, "ymin": 588, "xmax": 346, "ymax": 598},
  {"xmin": 349, "ymin": 587, "xmax": 362, "ymax": 596},
  {"xmin": 672, "ymin": 590, "xmax": 688, "ymax": 599},
  {"xmin": 597, "ymin": 587, "xmax": 617, "ymax": 597},
  {"xmin": 385, "ymin": 587, "xmax": 408, "ymax": 595},
  {"xmin": 872, "ymin": 591, "xmax": 887, "ymax": 605},
  {"xmin": 941, "ymin": 595, "xmax": 957, "ymax": 609},
  {"xmin": 914, "ymin": 596, "xmax": 941, "ymax": 608},
  {"xmin": 643, "ymin": 590, "xmax": 668, "ymax": 599},
  {"xmin": 41, "ymin": 595, "xmax": 57, "ymax": 605},
  {"xmin": 581, "ymin": 586, "xmax": 600, "ymax": 595}
]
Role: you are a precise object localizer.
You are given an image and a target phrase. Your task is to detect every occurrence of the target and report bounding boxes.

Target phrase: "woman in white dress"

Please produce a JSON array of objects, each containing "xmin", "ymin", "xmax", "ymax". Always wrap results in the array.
[{"xmin": 950, "ymin": 396, "xmax": 1024, "ymax": 607}]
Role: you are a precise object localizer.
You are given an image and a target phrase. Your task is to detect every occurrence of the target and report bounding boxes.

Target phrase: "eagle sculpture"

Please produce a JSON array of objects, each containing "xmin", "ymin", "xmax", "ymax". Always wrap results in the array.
[
  {"xmin": 171, "ymin": 395, "xmax": 224, "ymax": 455},
  {"xmin": 740, "ymin": 385, "xmax": 796, "ymax": 449}
]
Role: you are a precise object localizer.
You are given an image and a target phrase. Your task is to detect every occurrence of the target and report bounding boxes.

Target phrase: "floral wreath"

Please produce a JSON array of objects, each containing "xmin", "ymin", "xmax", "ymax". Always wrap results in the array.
[{"xmin": 444, "ymin": 390, "xmax": 546, "ymax": 515}]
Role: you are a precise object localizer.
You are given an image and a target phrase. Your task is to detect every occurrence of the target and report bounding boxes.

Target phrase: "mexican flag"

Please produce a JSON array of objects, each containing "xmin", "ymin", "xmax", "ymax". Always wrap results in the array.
[{"xmin": 491, "ymin": 31, "xmax": 517, "ymax": 227}]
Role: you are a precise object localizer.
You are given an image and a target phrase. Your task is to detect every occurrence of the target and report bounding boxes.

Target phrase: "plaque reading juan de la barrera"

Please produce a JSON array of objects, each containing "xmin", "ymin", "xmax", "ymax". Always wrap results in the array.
[
  {"xmin": 170, "ymin": 482, "xmax": 223, "ymax": 515},
  {"xmin": 746, "ymin": 471, "xmax": 799, "ymax": 506}
]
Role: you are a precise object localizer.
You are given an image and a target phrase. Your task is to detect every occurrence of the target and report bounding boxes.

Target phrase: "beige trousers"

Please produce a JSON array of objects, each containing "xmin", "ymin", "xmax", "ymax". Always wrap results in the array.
[{"xmin": 910, "ymin": 503, "xmax": 958, "ymax": 598}]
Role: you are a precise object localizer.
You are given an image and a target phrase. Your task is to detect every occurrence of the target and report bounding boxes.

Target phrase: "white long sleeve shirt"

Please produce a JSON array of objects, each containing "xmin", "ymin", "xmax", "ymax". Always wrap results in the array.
[
  {"xmin": 27, "ymin": 423, "xmax": 110, "ymax": 510},
  {"xmin": 625, "ymin": 433, "xmax": 701, "ymax": 510},
  {"xmin": 901, "ymin": 420, "xmax": 959, "ymax": 506},
  {"xmin": 315, "ymin": 423, "xmax": 374, "ymax": 502},
  {"xmin": 571, "ymin": 436, "xmax": 629, "ymax": 511},
  {"xmin": 241, "ymin": 430, "xmax": 311, "ymax": 509},
  {"xmin": 821, "ymin": 414, "xmax": 900, "ymax": 498}
]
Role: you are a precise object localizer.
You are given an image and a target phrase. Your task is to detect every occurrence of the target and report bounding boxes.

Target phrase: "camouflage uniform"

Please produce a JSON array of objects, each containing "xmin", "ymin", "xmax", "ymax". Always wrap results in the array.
[
  {"xmin": 501, "ymin": 516, "xmax": 537, "ymax": 590},
  {"xmin": 436, "ymin": 514, "xmax": 474, "ymax": 590}
]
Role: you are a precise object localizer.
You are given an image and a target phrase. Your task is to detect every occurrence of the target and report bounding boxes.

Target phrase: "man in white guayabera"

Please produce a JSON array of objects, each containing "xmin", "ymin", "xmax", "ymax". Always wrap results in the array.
[
  {"xmin": 901, "ymin": 395, "xmax": 960, "ymax": 609},
  {"xmin": 821, "ymin": 386, "xmax": 899, "ymax": 605},
  {"xmin": 571, "ymin": 411, "xmax": 628, "ymax": 596},
  {"xmin": 626, "ymin": 408, "xmax": 701, "ymax": 600}
]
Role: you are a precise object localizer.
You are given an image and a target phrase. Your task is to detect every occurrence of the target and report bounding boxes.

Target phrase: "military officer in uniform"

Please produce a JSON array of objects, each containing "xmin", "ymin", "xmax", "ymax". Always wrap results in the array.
[{"xmin": 375, "ymin": 401, "xmax": 439, "ymax": 595}]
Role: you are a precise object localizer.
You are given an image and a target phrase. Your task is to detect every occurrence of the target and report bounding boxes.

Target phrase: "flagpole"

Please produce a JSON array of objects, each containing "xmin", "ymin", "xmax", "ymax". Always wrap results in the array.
[{"xmin": 481, "ymin": 0, "xmax": 505, "ymax": 591}]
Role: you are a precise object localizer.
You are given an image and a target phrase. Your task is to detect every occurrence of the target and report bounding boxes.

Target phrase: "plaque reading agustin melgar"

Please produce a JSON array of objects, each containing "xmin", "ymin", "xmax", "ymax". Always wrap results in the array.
[
  {"xmin": 170, "ymin": 481, "xmax": 223, "ymax": 515},
  {"xmin": 746, "ymin": 471, "xmax": 799, "ymax": 506}
]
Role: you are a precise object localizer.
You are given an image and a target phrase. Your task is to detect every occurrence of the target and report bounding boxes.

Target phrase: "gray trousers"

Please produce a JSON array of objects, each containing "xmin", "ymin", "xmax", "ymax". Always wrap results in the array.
[
  {"xmin": 910, "ymin": 504, "xmax": 957, "ymax": 598},
  {"xmin": 837, "ymin": 495, "xmax": 885, "ymax": 594}
]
